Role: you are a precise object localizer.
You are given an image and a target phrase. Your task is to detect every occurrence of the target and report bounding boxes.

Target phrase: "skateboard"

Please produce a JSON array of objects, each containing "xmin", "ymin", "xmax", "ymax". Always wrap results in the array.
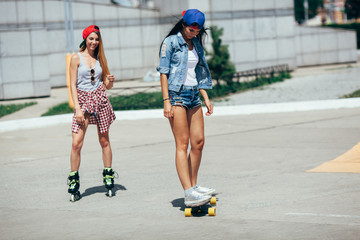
[{"xmin": 184, "ymin": 196, "xmax": 217, "ymax": 217}]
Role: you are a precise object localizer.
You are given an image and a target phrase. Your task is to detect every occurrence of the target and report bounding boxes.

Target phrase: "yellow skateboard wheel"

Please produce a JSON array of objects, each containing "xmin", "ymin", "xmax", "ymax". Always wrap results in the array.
[
  {"xmin": 185, "ymin": 208, "xmax": 192, "ymax": 217},
  {"xmin": 208, "ymin": 207, "xmax": 216, "ymax": 216},
  {"xmin": 210, "ymin": 197, "xmax": 216, "ymax": 205}
]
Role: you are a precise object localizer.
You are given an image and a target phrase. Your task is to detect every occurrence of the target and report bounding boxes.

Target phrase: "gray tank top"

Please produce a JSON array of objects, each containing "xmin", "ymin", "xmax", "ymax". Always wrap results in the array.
[{"xmin": 77, "ymin": 52, "xmax": 102, "ymax": 91}]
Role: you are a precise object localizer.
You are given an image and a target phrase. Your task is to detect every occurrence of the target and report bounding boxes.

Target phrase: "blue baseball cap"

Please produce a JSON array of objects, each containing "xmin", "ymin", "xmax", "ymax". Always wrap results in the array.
[{"xmin": 182, "ymin": 9, "xmax": 205, "ymax": 29}]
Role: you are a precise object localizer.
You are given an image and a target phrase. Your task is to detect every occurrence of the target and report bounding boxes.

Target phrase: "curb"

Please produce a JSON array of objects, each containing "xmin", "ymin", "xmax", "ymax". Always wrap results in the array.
[{"xmin": 1, "ymin": 98, "xmax": 360, "ymax": 133}]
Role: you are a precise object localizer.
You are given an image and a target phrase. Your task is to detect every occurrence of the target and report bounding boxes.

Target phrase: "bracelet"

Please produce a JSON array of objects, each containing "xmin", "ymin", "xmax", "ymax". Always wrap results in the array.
[{"xmin": 163, "ymin": 98, "xmax": 170, "ymax": 101}]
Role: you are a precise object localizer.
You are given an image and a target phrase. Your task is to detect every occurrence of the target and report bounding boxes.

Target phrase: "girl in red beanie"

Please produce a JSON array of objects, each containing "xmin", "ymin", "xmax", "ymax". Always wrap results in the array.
[{"xmin": 67, "ymin": 25, "xmax": 117, "ymax": 202}]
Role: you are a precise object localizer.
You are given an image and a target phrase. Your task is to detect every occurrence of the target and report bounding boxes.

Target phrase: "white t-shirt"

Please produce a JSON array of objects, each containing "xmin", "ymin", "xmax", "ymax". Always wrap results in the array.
[{"xmin": 183, "ymin": 48, "xmax": 199, "ymax": 86}]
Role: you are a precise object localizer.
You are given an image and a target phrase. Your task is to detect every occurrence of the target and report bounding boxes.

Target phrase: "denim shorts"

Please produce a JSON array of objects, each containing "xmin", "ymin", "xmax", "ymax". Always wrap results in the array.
[{"xmin": 169, "ymin": 85, "xmax": 201, "ymax": 110}]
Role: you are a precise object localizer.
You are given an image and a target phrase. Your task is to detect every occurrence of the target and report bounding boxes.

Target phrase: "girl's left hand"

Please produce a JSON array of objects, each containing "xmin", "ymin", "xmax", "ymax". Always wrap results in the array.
[
  {"xmin": 107, "ymin": 75, "xmax": 115, "ymax": 83},
  {"xmin": 204, "ymin": 99, "xmax": 213, "ymax": 116}
]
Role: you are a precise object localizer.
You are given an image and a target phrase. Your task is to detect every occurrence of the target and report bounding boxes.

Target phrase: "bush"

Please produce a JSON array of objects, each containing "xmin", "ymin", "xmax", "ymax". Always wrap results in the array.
[
  {"xmin": 207, "ymin": 26, "xmax": 236, "ymax": 88},
  {"xmin": 294, "ymin": 0, "xmax": 323, "ymax": 24},
  {"xmin": 202, "ymin": 70, "xmax": 291, "ymax": 101},
  {"xmin": 342, "ymin": 89, "xmax": 360, "ymax": 98}
]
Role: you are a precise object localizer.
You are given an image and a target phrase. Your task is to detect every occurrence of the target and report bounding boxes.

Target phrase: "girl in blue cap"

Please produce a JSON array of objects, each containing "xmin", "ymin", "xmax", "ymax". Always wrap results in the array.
[{"xmin": 157, "ymin": 9, "xmax": 215, "ymax": 207}]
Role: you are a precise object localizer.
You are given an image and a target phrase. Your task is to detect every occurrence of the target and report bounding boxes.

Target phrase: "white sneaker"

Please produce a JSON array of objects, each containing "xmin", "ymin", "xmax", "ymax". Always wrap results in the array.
[
  {"xmin": 184, "ymin": 190, "xmax": 211, "ymax": 207},
  {"xmin": 194, "ymin": 185, "xmax": 216, "ymax": 195}
]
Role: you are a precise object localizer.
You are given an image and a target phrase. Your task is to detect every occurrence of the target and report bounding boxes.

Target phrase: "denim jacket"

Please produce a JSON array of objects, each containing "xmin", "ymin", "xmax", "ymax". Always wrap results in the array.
[{"xmin": 156, "ymin": 31, "xmax": 212, "ymax": 92}]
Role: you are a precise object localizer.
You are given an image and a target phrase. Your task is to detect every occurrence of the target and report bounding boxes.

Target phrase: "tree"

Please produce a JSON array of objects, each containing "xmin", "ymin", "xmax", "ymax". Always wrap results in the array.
[
  {"xmin": 206, "ymin": 26, "xmax": 236, "ymax": 89},
  {"xmin": 345, "ymin": 0, "xmax": 360, "ymax": 20},
  {"xmin": 294, "ymin": 0, "xmax": 323, "ymax": 24}
]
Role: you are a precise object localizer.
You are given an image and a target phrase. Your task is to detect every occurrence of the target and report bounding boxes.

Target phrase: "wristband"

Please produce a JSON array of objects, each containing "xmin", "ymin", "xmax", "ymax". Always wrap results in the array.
[{"xmin": 163, "ymin": 98, "xmax": 170, "ymax": 101}]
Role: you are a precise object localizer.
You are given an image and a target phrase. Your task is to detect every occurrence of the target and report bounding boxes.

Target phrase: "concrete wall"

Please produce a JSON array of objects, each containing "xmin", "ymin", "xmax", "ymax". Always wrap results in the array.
[
  {"xmin": 0, "ymin": 0, "xmax": 357, "ymax": 100},
  {"xmin": 0, "ymin": 0, "xmax": 161, "ymax": 99},
  {"xmin": 0, "ymin": 28, "xmax": 50, "ymax": 99},
  {"xmin": 154, "ymin": 0, "xmax": 297, "ymax": 71},
  {"xmin": 295, "ymin": 26, "xmax": 357, "ymax": 66},
  {"xmin": 155, "ymin": 0, "xmax": 357, "ymax": 70}
]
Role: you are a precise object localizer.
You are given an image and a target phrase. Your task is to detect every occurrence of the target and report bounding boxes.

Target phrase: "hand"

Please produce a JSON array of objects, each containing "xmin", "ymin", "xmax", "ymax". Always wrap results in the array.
[
  {"xmin": 204, "ymin": 99, "xmax": 213, "ymax": 116},
  {"xmin": 75, "ymin": 109, "xmax": 85, "ymax": 125},
  {"xmin": 163, "ymin": 101, "xmax": 173, "ymax": 119},
  {"xmin": 107, "ymin": 75, "xmax": 115, "ymax": 83}
]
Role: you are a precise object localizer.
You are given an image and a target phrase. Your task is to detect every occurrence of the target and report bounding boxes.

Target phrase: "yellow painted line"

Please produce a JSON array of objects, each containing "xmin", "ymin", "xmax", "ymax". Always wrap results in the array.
[{"xmin": 308, "ymin": 142, "xmax": 360, "ymax": 173}]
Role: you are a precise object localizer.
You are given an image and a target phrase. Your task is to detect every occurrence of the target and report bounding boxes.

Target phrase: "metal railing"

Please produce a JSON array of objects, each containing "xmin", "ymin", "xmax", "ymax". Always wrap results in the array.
[{"xmin": 233, "ymin": 64, "xmax": 290, "ymax": 83}]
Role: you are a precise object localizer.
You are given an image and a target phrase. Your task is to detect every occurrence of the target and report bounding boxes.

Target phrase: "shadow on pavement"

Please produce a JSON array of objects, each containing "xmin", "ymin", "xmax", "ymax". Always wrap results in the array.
[
  {"xmin": 171, "ymin": 198, "xmax": 186, "ymax": 211},
  {"xmin": 81, "ymin": 184, "xmax": 127, "ymax": 198}
]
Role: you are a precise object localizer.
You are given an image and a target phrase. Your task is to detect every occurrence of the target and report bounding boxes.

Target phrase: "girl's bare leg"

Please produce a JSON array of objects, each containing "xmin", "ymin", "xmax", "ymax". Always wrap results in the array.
[
  {"xmin": 169, "ymin": 106, "xmax": 192, "ymax": 190},
  {"xmin": 187, "ymin": 106, "xmax": 205, "ymax": 186},
  {"xmin": 70, "ymin": 113, "xmax": 90, "ymax": 171},
  {"xmin": 97, "ymin": 128, "xmax": 112, "ymax": 168}
]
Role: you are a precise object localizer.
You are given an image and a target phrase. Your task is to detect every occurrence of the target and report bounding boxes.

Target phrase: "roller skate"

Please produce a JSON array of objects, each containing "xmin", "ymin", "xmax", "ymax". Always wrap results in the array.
[
  {"xmin": 67, "ymin": 171, "xmax": 81, "ymax": 202},
  {"xmin": 102, "ymin": 168, "xmax": 118, "ymax": 197}
]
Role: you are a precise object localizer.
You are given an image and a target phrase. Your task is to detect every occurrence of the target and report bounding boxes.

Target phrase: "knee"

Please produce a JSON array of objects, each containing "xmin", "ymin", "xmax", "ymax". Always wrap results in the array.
[
  {"xmin": 192, "ymin": 138, "xmax": 204, "ymax": 151},
  {"xmin": 72, "ymin": 140, "xmax": 83, "ymax": 152},
  {"xmin": 176, "ymin": 140, "xmax": 189, "ymax": 152},
  {"xmin": 99, "ymin": 138, "xmax": 110, "ymax": 149}
]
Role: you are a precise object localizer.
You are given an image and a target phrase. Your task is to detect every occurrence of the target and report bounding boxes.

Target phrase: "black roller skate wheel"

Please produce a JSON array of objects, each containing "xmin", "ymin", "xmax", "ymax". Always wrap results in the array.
[
  {"xmin": 70, "ymin": 192, "xmax": 80, "ymax": 202},
  {"xmin": 107, "ymin": 189, "xmax": 113, "ymax": 197}
]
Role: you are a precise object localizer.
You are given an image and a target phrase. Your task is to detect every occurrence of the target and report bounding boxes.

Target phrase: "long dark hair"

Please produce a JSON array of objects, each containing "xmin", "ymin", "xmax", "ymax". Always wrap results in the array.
[{"xmin": 159, "ymin": 19, "xmax": 208, "ymax": 56}]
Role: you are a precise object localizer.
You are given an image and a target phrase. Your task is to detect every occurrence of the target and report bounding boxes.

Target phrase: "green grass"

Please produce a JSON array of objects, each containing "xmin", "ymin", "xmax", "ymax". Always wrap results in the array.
[
  {"xmin": 0, "ymin": 102, "xmax": 37, "ymax": 118},
  {"xmin": 41, "ymin": 92, "xmax": 164, "ymax": 116},
  {"xmin": 41, "ymin": 70, "xmax": 291, "ymax": 116},
  {"xmin": 110, "ymin": 92, "xmax": 163, "ymax": 110},
  {"xmin": 342, "ymin": 89, "xmax": 360, "ymax": 98},
  {"xmin": 208, "ymin": 71, "xmax": 291, "ymax": 100},
  {"xmin": 41, "ymin": 102, "xmax": 73, "ymax": 116}
]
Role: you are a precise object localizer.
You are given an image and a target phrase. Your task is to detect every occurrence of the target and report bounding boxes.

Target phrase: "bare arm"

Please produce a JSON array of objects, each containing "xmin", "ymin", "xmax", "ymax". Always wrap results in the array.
[
  {"xmin": 69, "ymin": 53, "xmax": 84, "ymax": 124},
  {"xmin": 160, "ymin": 73, "xmax": 173, "ymax": 118},
  {"xmin": 199, "ymin": 89, "xmax": 213, "ymax": 116}
]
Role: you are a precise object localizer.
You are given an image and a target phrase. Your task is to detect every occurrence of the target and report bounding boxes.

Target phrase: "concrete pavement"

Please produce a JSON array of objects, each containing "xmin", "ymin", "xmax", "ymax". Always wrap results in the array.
[
  {"xmin": 1, "ymin": 62, "xmax": 360, "ymax": 239},
  {"xmin": 217, "ymin": 62, "xmax": 360, "ymax": 106},
  {"xmin": 0, "ymin": 107, "xmax": 360, "ymax": 239}
]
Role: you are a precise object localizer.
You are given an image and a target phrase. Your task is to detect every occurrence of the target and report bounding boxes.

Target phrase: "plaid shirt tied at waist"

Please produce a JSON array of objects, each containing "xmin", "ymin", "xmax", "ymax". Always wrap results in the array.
[{"xmin": 72, "ymin": 84, "xmax": 116, "ymax": 134}]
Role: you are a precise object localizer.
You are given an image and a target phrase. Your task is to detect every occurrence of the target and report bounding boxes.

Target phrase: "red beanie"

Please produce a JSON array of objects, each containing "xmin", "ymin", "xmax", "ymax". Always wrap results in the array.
[{"xmin": 82, "ymin": 25, "xmax": 100, "ymax": 39}]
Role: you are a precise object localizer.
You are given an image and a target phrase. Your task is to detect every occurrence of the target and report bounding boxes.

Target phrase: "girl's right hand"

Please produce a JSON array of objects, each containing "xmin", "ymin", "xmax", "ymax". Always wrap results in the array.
[
  {"xmin": 163, "ymin": 101, "xmax": 173, "ymax": 119},
  {"xmin": 75, "ymin": 109, "xmax": 85, "ymax": 125}
]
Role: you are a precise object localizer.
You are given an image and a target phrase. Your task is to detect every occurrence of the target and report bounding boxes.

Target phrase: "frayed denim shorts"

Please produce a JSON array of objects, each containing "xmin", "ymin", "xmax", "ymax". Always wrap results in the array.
[{"xmin": 169, "ymin": 85, "xmax": 201, "ymax": 110}]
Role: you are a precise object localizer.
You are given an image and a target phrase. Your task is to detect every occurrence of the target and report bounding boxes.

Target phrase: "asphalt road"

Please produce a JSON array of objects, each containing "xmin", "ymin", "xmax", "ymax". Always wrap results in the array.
[{"xmin": 0, "ymin": 107, "xmax": 360, "ymax": 239}]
